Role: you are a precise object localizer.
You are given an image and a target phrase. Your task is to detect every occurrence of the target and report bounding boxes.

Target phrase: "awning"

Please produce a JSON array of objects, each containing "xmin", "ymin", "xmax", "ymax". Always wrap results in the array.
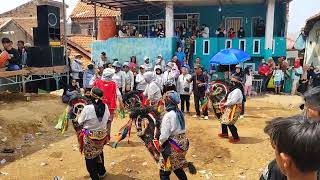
[{"xmin": 80, "ymin": 0, "xmax": 160, "ymax": 10}]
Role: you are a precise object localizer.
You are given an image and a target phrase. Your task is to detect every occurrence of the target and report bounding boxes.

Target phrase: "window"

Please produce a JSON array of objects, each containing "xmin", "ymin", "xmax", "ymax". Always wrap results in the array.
[
  {"xmin": 203, "ymin": 40, "xmax": 210, "ymax": 55},
  {"xmin": 272, "ymin": 39, "xmax": 275, "ymax": 54},
  {"xmin": 138, "ymin": 15, "xmax": 149, "ymax": 35},
  {"xmin": 239, "ymin": 39, "xmax": 246, "ymax": 51},
  {"xmin": 225, "ymin": 39, "xmax": 232, "ymax": 49},
  {"xmin": 225, "ymin": 17, "xmax": 243, "ymax": 34},
  {"xmin": 194, "ymin": 40, "xmax": 197, "ymax": 55},
  {"xmin": 174, "ymin": 13, "xmax": 200, "ymax": 30},
  {"xmin": 253, "ymin": 39, "xmax": 261, "ymax": 54}
]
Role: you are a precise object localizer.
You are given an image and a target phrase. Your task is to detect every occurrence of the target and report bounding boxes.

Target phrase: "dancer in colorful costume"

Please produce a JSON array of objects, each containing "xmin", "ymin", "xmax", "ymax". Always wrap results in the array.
[
  {"xmin": 77, "ymin": 88, "xmax": 110, "ymax": 180},
  {"xmin": 159, "ymin": 90, "xmax": 196, "ymax": 179},
  {"xmin": 218, "ymin": 76, "xmax": 244, "ymax": 143},
  {"xmin": 91, "ymin": 68, "xmax": 123, "ymax": 141}
]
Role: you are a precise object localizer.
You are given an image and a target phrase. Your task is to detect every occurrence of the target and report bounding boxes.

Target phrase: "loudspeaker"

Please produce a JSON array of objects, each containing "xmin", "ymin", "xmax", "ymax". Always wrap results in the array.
[
  {"xmin": 27, "ymin": 46, "xmax": 65, "ymax": 67},
  {"xmin": 35, "ymin": 5, "xmax": 61, "ymax": 46}
]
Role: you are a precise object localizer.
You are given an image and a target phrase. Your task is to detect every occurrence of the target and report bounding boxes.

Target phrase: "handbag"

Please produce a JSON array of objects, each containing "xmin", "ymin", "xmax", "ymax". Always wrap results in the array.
[{"xmin": 267, "ymin": 76, "xmax": 275, "ymax": 89}]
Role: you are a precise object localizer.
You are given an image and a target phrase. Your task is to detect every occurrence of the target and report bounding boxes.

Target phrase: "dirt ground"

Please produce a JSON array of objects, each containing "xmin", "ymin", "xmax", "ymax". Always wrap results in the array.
[{"xmin": 0, "ymin": 93, "xmax": 303, "ymax": 180}]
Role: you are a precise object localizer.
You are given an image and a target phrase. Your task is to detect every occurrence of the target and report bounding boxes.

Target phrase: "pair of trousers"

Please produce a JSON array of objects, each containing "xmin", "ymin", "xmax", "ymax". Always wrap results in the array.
[
  {"xmin": 180, "ymin": 94, "xmax": 190, "ymax": 112},
  {"xmin": 194, "ymin": 95, "xmax": 208, "ymax": 116},
  {"xmin": 221, "ymin": 124, "xmax": 239, "ymax": 139},
  {"xmin": 244, "ymin": 85, "xmax": 252, "ymax": 96},
  {"xmin": 85, "ymin": 152, "xmax": 106, "ymax": 180},
  {"xmin": 241, "ymin": 101, "xmax": 245, "ymax": 115},
  {"xmin": 262, "ymin": 76, "xmax": 268, "ymax": 91},
  {"xmin": 291, "ymin": 79, "xmax": 299, "ymax": 95},
  {"xmin": 160, "ymin": 169, "xmax": 187, "ymax": 180}
]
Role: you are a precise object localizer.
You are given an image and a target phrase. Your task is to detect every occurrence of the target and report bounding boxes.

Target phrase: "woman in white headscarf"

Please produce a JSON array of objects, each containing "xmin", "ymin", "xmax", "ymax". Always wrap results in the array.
[{"xmin": 143, "ymin": 71, "xmax": 162, "ymax": 106}]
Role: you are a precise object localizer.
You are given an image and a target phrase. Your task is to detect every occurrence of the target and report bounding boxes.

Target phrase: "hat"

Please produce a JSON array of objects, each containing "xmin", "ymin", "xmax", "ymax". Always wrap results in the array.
[
  {"xmin": 158, "ymin": 54, "xmax": 162, "ymax": 57},
  {"xmin": 167, "ymin": 62, "xmax": 173, "ymax": 68},
  {"xmin": 144, "ymin": 56, "xmax": 149, "ymax": 61},
  {"xmin": 75, "ymin": 53, "xmax": 83, "ymax": 58},
  {"xmin": 235, "ymin": 64, "xmax": 241, "ymax": 68},
  {"xmin": 231, "ymin": 75, "xmax": 242, "ymax": 82},
  {"xmin": 154, "ymin": 65, "xmax": 162, "ymax": 71},
  {"xmin": 139, "ymin": 65, "xmax": 145, "ymax": 69},
  {"xmin": 123, "ymin": 62, "xmax": 129, "ymax": 67},
  {"xmin": 112, "ymin": 61, "xmax": 121, "ymax": 68},
  {"xmin": 102, "ymin": 68, "xmax": 115, "ymax": 80},
  {"xmin": 261, "ymin": 59, "xmax": 265, "ymax": 63},
  {"xmin": 143, "ymin": 72, "xmax": 155, "ymax": 83},
  {"xmin": 164, "ymin": 91, "xmax": 180, "ymax": 105}
]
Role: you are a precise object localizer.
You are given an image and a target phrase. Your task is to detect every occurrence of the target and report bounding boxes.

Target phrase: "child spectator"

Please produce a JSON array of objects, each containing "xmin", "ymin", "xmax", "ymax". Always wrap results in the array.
[
  {"xmin": 244, "ymin": 67, "xmax": 254, "ymax": 97},
  {"xmin": 273, "ymin": 64, "xmax": 284, "ymax": 94},
  {"xmin": 228, "ymin": 28, "xmax": 236, "ymax": 39},
  {"xmin": 2, "ymin": 38, "xmax": 20, "ymax": 71}
]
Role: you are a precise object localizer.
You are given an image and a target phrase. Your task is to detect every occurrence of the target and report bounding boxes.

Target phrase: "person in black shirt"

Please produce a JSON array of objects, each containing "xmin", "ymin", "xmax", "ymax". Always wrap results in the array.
[
  {"xmin": 260, "ymin": 87, "xmax": 320, "ymax": 180},
  {"xmin": 188, "ymin": 64, "xmax": 208, "ymax": 119},
  {"xmin": 237, "ymin": 27, "xmax": 245, "ymax": 38},
  {"xmin": 2, "ymin": 38, "xmax": 21, "ymax": 71}
]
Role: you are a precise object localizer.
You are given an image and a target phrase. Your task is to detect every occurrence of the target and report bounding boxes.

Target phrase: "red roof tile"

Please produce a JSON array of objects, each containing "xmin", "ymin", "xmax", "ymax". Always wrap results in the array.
[
  {"xmin": 67, "ymin": 35, "xmax": 93, "ymax": 52},
  {"xmin": 70, "ymin": 1, "xmax": 120, "ymax": 19}
]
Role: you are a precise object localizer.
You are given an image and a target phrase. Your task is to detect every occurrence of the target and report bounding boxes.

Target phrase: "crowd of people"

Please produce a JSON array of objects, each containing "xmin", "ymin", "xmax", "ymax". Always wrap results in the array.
[{"xmin": 0, "ymin": 38, "xmax": 31, "ymax": 71}]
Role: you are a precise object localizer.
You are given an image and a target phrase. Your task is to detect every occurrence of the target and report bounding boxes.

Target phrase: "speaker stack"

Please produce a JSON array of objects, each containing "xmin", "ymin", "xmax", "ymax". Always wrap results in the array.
[{"xmin": 28, "ymin": 5, "xmax": 65, "ymax": 67}]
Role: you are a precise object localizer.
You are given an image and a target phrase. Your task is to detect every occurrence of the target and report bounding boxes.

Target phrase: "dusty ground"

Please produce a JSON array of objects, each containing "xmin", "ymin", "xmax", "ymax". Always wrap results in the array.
[{"xmin": 0, "ymin": 93, "xmax": 303, "ymax": 180}]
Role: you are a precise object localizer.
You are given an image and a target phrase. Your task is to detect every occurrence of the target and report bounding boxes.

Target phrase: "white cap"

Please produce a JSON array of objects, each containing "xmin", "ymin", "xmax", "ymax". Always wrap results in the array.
[
  {"xmin": 144, "ymin": 56, "xmax": 149, "ymax": 61},
  {"xmin": 139, "ymin": 65, "xmax": 145, "ymax": 69},
  {"xmin": 102, "ymin": 68, "xmax": 115, "ymax": 80},
  {"xmin": 123, "ymin": 62, "xmax": 129, "ymax": 67}
]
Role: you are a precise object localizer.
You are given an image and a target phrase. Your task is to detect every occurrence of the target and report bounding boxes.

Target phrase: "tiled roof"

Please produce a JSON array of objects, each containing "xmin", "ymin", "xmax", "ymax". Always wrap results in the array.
[
  {"xmin": 70, "ymin": 1, "xmax": 120, "ymax": 19},
  {"xmin": 68, "ymin": 35, "xmax": 93, "ymax": 52}
]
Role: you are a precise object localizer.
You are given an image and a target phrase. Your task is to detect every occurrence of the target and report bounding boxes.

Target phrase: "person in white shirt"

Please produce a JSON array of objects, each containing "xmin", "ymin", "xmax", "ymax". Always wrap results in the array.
[
  {"xmin": 143, "ymin": 72, "xmax": 162, "ymax": 106},
  {"xmin": 112, "ymin": 61, "xmax": 126, "ymax": 94},
  {"xmin": 77, "ymin": 88, "xmax": 110, "ymax": 179},
  {"xmin": 219, "ymin": 76, "xmax": 244, "ymax": 143},
  {"xmin": 136, "ymin": 65, "xmax": 147, "ymax": 91},
  {"xmin": 244, "ymin": 67, "xmax": 254, "ymax": 97},
  {"xmin": 144, "ymin": 57, "xmax": 153, "ymax": 72},
  {"xmin": 154, "ymin": 65, "xmax": 164, "ymax": 92},
  {"xmin": 201, "ymin": 24, "xmax": 210, "ymax": 38},
  {"xmin": 71, "ymin": 54, "xmax": 84, "ymax": 81},
  {"xmin": 163, "ymin": 62, "xmax": 180, "ymax": 88},
  {"xmin": 155, "ymin": 54, "xmax": 166, "ymax": 72},
  {"xmin": 177, "ymin": 67, "xmax": 193, "ymax": 113},
  {"xmin": 123, "ymin": 62, "xmax": 134, "ymax": 93},
  {"xmin": 158, "ymin": 91, "xmax": 195, "ymax": 179}
]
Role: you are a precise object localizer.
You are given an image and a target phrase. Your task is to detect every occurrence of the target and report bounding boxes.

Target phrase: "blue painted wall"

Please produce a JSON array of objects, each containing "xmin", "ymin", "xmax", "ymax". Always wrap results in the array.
[
  {"xmin": 122, "ymin": 3, "xmax": 286, "ymax": 38},
  {"xmin": 92, "ymin": 38, "xmax": 175, "ymax": 65}
]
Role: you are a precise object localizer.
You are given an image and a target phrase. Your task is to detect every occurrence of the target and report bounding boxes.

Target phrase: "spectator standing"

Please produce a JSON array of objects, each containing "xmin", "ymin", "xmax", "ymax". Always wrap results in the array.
[
  {"xmin": 258, "ymin": 60, "xmax": 271, "ymax": 92},
  {"xmin": 176, "ymin": 47, "xmax": 186, "ymax": 65},
  {"xmin": 312, "ymin": 66, "xmax": 320, "ymax": 87},
  {"xmin": 129, "ymin": 56, "xmax": 138, "ymax": 70},
  {"xmin": 154, "ymin": 65, "xmax": 164, "ymax": 92},
  {"xmin": 71, "ymin": 54, "xmax": 84, "ymax": 86},
  {"xmin": 177, "ymin": 67, "xmax": 193, "ymax": 113},
  {"xmin": 136, "ymin": 65, "xmax": 147, "ymax": 92},
  {"xmin": 172, "ymin": 55, "xmax": 182, "ymax": 71},
  {"xmin": 188, "ymin": 65, "xmax": 208, "ymax": 120},
  {"xmin": 273, "ymin": 64, "xmax": 284, "ymax": 94},
  {"xmin": 188, "ymin": 35, "xmax": 196, "ymax": 69},
  {"xmin": 299, "ymin": 65, "xmax": 310, "ymax": 94},
  {"xmin": 157, "ymin": 24, "xmax": 165, "ymax": 38},
  {"xmin": 112, "ymin": 61, "xmax": 126, "ymax": 94},
  {"xmin": 237, "ymin": 27, "xmax": 245, "ymax": 38},
  {"xmin": 233, "ymin": 65, "xmax": 244, "ymax": 82},
  {"xmin": 155, "ymin": 54, "xmax": 166, "ymax": 72},
  {"xmin": 83, "ymin": 64, "xmax": 96, "ymax": 89},
  {"xmin": 163, "ymin": 62, "xmax": 179, "ymax": 88},
  {"xmin": 291, "ymin": 59, "xmax": 303, "ymax": 95},
  {"xmin": 255, "ymin": 20, "xmax": 265, "ymax": 37},
  {"xmin": 96, "ymin": 52, "xmax": 108, "ymax": 69},
  {"xmin": 17, "ymin": 40, "xmax": 27, "ymax": 67},
  {"xmin": 215, "ymin": 28, "xmax": 225, "ymax": 37},
  {"xmin": 244, "ymin": 67, "xmax": 254, "ymax": 97},
  {"xmin": 143, "ymin": 57, "xmax": 152, "ymax": 72},
  {"xmin": 149, "ymin": 26, "xmax": 157, "ymax": 38},
  {"xmin": 130, "ymin": 26, "xmax": 139, "ymax": 37},
  {"xmin": 201, "ymin": 24, "xmax": 210, "ymax": 38},
  {"xmin": 182, "ymin": 59, "xmax": 190, "ymax": 70},
  {"xmin": 123, "ymin": 62, "xmax": 134, "ymax": 93},
  {"xmin": 228, "ymin": 28, "xmax": 236, "ymax": 39},
  {"xmin": 118, "ymin": 26, "xmax": 127, "ymax": 37},
  {"xmin": 2, "ymin": 38, "xmax": 20, "ymax": 71}
]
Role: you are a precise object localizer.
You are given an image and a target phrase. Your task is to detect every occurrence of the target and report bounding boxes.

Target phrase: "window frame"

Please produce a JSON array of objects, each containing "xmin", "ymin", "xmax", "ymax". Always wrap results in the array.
[
  {"xmin": 253, "ymin": 39, "xmax": 261, "ymax": 54},
  {"xmin": 239, "ymin": 39, "xmax": 246, "ymax": 51},
  {"xmin": 225, "ymin": 39, "xmax": 232, "ymax": 49},
  {"xmin": 203, "ymin": 39, "xmax": 210, "ymax": 55}
]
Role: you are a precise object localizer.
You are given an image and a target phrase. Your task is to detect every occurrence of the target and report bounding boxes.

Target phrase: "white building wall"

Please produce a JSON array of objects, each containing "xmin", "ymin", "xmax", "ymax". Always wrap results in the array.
[{"xmin": 305, "ymin": 21, "xmax": 320, "ymax": 67}]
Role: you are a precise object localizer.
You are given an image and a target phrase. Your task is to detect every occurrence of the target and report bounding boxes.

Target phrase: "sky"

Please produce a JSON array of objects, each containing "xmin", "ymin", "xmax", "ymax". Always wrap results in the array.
[{"xmin": 0, "ymin": 0, "xmax": 319, "ymax": 37}]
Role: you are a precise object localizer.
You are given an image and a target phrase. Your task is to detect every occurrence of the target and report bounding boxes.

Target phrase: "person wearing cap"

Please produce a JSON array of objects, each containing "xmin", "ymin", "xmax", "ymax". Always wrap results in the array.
[
  {"xmin": 218, "ymin": 76, "xmax": 244, "ymax": 143},
  {"xmin": 71, "ymin": 53, "xmax": 84, "ymax": 86},
  {"xmin": 154, "ymin": 65, "xmax": 164, "ymax": 92},
  {"xmin": 143, "ymin": 72, "xmax": 162, "ymax": 106},
  {"xmin": 112, "ymin": 61, "xmax": 126, "ymax": 94},
  {"xmin": 77, "ymin": 87, "xmax": 110, "ymax": 180},
  {"xmin": 188, "ymin": 64, "xmax": 209, "ymax": 120},
  {"xmin": 260, "ymin": 87, "xmax": 320, "ymax": 180},
  {"xmin": 92, "ymin": 68, "xmax": 123, "ymax": 142},
  {"xmin": 83, "ymin": 64, "xmax": 96, "ymax": 89},
  {"xmin": 95, "ymin": 52, "xmax": 108, "ymax": 69},
  {"xmin": 232, "ymin": 64, "xmax": 244, "ymax": 82},
  {"xmin": 123, "ymin": 62, "xmax": 134, "ymax": 93},
  {"xmin": 155, "ymin": 54, "xmax": 166, "ymax": 72},
  {"xmin": 136, "ymin": 65, "xmax": 147, "ymax": 91},
  {"xmin": 2, "ymin": 38, "xmax": 20, "ymax": 71},
  {"xmin": 163, "ymin": 62, "xmax": 179, "ymax": 88},
  {"xmin": 258, "ymin": 59, "xmax": 271, "ymax": 92},
  {"xmin": 143, "ymin": 57, "xmax": 153, "ymax": 72}
]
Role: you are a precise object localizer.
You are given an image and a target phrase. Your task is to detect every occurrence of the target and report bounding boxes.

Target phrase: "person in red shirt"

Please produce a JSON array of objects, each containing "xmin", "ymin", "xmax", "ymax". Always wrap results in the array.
[
  {"xmin": 228, "ymin": 28, "xmax": 236, "ymax": 39},
  {"xmin": 258, "ymin": 59, "xmax": 270, "ymax": 92},
  {"xmin": 92, "ymin": 68, "xmax": 123, "ymax": 141}
]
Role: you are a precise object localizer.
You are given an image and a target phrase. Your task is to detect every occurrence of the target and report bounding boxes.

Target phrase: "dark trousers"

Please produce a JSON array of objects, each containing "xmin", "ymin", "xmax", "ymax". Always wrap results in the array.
[
  {"xmin": 241, "ymin": 101, "xmax": 245, "ymax": 115},
  {"xmin": 194, "ymin": 95, "xmax": 208, "ymax": 116},
  {"xmin": 221, "ymin": 124, "xmax": 239, "ymax": 139},
  {"xmin": 180, "ymin": 94, "xmax": 190, "ymax": 112},
  {"xmin": 160, "ymin": 169, "xmax": 188, "ymax": 180},
  {"xmin": 85, "ymin": 152, "xmax": 106, "ymax": 180},
  {"xmin": 262, "ymin": 76, "xmax": 268, "ymax": 92}
]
